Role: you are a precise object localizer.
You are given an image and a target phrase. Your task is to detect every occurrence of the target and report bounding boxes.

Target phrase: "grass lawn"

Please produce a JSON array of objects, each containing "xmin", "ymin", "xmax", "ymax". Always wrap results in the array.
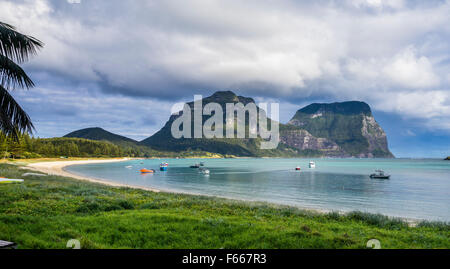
[{"xmin": 0, "ymin": 163, "xmax": 448, "ymax": 249}]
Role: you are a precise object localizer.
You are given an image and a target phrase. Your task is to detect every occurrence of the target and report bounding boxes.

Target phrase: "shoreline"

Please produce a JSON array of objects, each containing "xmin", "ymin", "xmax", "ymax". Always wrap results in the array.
[
  {"xmin": 27, "ymin": 158, "xmax": 161, "ymax": 193},
  {"xmin": 27, "ymin": 158, "xmax": 333, "ymax": 214},
  {"xmin": 25, "ymin": 158, "xmax": 340, "ymax": 217},
  {"xmin": 25, "ymin": 158, "xmax": 424, "ymax": 225}
]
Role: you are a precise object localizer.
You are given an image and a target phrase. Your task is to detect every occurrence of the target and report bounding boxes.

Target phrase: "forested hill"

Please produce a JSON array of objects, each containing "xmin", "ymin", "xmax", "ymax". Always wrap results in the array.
[
  {"xmin": 0, "ymin": 133, "xmax": 222, "ymax": 159},
  {"xmin": 64, "ymin": 127, "xmax": 136, "ymax": 144},
  {"xmin": 140, "ymin": 91, "xmax": 302, "ymax": 157}
]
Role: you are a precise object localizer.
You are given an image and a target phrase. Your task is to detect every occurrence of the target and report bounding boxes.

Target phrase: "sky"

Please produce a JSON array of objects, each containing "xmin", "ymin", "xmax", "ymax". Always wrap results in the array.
[{"xmin": 0, "ymin": 0, "xmax": 449, "ymax": 157}]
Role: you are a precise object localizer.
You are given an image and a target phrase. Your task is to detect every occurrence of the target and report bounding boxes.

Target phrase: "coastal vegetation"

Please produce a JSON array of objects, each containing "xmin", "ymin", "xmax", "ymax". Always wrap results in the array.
[
  {"xmin": 0, "ymin": 163, "xmax": 448, "ymax": 249},
  {"xmin": 0, "ymin": 132, "xmax": 224, "ymax": 159}
]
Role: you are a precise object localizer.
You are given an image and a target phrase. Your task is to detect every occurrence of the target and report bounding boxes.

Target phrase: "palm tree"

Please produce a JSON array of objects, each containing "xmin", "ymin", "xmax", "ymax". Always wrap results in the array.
[{"xmin": 0, "ymin": 22, "xmax": 43, "ymax": 139}]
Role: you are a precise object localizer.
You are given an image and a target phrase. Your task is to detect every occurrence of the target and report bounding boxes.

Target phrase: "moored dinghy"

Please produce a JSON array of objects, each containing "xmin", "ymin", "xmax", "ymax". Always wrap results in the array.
[{"xmin": 160, "ymin": 163, "xmax": 169, "ymax": 171}]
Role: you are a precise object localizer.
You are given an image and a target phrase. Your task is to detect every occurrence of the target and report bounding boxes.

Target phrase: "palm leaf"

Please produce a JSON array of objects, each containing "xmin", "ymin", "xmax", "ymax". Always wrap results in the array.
[
  {"xmin": 0, "ymin": 22, "xmax": 43, "ymax": 63},
  {"xmin": 0, "ymin": 54, "xmax": 34, "ymax": 89},
  {"xmin": 0, "ymin": 85, "xmax": 34, "ymax": 138}
]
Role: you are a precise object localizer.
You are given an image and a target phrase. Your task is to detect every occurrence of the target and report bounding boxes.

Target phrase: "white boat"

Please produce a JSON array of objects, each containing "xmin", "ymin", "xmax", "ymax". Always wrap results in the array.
[
  {"xmin": 309, "ymin": 161, "xmax": 316, "ymax": 169},
  {"xmin": 199, "ymin": 168, "xmax": 210, "ymax": 175},
  {"xmin": 125, "ymin": 165, "xmax": 133, "ymax": 169}
]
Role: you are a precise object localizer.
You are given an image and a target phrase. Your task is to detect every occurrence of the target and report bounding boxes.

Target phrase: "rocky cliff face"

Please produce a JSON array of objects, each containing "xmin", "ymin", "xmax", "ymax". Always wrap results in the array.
[
  {"xmin": 280, "ymin": 129, "xmax": 345, "ymax": 157},
  {"xmin": 281, "ymin": 101, "xmax": 394, "ymax": 158}
]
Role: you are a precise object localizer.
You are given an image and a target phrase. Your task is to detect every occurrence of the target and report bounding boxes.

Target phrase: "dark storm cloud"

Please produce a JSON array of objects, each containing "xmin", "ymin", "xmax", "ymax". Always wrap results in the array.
[
  {"xmin": 3, "ymin": 0, "xmax": 448, "ymax": 105},
  {"xmin": 1, "ymin": 0, "xmax": 450, "ymax": 156}
]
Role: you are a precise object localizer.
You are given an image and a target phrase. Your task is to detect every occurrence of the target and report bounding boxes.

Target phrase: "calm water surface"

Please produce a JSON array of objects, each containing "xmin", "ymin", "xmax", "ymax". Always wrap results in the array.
[{"xmin": 67, "ymin": 158, "xmax": 450, "ymax": 221}]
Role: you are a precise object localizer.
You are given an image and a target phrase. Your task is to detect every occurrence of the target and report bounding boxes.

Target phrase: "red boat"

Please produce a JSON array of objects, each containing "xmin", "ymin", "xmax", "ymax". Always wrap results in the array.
[
  {"xmin": 295, "ymin": 167, "xmax": 301, "ymax": 171},
  {"xmin": 140, "ymin": 169, "xmax": 155, "ymax": 174}
]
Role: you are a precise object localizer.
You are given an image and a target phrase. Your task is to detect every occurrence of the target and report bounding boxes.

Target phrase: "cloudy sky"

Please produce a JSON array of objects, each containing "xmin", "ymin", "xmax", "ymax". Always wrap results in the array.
[{"xmin": 1, "ymin": 0, "xmax": 449, "ymax": 157}]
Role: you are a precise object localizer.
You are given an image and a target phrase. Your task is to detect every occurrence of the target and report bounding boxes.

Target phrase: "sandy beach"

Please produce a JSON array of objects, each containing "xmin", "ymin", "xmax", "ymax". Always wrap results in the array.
[{"xmin": 26, "ymin": 158, "xmax": 161, "ymax": 193}]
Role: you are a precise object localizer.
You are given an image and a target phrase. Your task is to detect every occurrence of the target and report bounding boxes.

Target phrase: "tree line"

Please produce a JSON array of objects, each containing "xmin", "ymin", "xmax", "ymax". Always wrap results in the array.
[
  {"xmin": 0, "ymin": 133, "xmax": 157, "ymax": 158},
  {"xmin": 0, "ymin": 132, "xmax": 227, "ymax": 159}
]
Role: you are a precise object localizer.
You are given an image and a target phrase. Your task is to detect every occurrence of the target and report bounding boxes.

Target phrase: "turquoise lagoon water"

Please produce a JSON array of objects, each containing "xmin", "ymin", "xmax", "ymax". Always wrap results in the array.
[{"xmin": 66, "ymin": 158, "xmax": 450, "ymax": 221}]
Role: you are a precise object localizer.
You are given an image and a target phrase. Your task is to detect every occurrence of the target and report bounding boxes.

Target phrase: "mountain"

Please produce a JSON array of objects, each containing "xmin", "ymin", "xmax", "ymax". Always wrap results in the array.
[
  {"xmin": 142, "ymin": 92, "xmax": 393, "ymax": 158},
  {"xmin": 63, "ymin": 127, "xmax": 169, "ymax": 157},
  {"xmin": 64, "ymin": 127, "xmax": 137, "ymax": 144},
  {"xmin": 140, "ymin": 91, "xmax": 301, "ymax": 157},
  {"xmin": 281, "ymin": 101, "xmax": 394, "ymax": 158}
]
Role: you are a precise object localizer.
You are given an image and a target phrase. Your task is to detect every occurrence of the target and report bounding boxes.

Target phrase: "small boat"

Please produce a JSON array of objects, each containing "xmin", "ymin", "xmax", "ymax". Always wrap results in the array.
[
  {"xmin": 160, "ymin": 163, "xmax": 169, "ymax": 171},
  {"xmin": 295, "ymin": 167, "xmax": 301, "ymax": 171},
  {"xmin": 309, "ymin": 161, "xmax": 316, "ymax": 169},
  {"xmin": 199, "ymin": 168, "xmax": 210, "ymax": 175},
  {"xmin": 370, "ymin": 170, "xmax": 390, "ymax": 179},
  {"xmin": 190, "ymin": 164, "xmax": 200, "ymax": 169},
  {"xmin": 125, "ymin": 165, "xmax": 133, "ymax": 169},
  {"xmin": 140, "ymin": 169, "xmax": 155, "ymax": 174},
  {"xmin": 200, "ymin": 162, "xmax": 205, "ymax": 167}
]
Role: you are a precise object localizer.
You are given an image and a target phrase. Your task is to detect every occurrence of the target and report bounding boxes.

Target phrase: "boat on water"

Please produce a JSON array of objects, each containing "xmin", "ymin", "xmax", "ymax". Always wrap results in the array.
[
  {"xmin": 370, "ymin": 170, "xmax": 390, "ymax": 179},
  {"xmin": 190, "ymin": 164, "xmax": 201, "ymax": 168},
  {"xmin": 309, "ymin": 161, "xmax": 316, "ymax": 169},
  {"xmin": 295, "ymin": 167, "xmax": 301, "ymax": 171},
  {"xmin": 199, "ymin": 168, "xmax": 210, "ymax": 175},
  {"xmin": 200, "ymin": 162, "xmax": 205, "ymax": 167},
  {"xmin": 160, "ymin": 163, "xmax": 169, "ymax": 171},
  {"xmin": 125, "ymin": 165, "xmax": 133, "ymax": 169},
  {"xmin": 140, "ymin": 169, "xmax": 155, "ymax": 174}
]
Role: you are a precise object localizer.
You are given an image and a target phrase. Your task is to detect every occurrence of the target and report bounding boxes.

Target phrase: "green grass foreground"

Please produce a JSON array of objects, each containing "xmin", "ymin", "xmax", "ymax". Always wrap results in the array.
[{"xmin": 0, "ymin": 164, "xmax": 448, "ymax": 249}]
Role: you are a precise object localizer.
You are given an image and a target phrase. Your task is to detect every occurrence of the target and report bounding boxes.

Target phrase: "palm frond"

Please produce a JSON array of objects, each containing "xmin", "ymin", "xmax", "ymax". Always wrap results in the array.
[
  {"xmin": 0, "ymin": 22, "xmax": 43, "ymax": 63},
  {"xmin": 0, "ymin": 54, "xmax": 34, "ymax": 89},
  {"xmin": 0, "ymin": 85, "xmax": 34, "ymax": 138}
]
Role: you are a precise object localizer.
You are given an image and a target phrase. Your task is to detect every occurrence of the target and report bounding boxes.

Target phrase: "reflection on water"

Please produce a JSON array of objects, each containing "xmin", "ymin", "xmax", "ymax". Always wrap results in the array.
[{"xmin": 67, "ymin": 158, "xmax": 450, "ymax": 221}]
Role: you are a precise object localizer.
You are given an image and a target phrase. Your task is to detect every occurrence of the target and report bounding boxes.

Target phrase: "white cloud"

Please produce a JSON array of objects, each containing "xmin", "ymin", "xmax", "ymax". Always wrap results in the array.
[
  {"xmin": 345, "ymin": 46, "xmax": 440, "ymax": 89},
  {"xmin": 372, "ymin": 90, "xmax": 450, "ymax": 129},
  {"xmin": 383, "ymin": 47, "xmax": 440, "ymax": 88},
  {"xmin": 349, "ymin": 0, "xmax": 406, "ymax": 10},
  {"xmin": 0, "ymin": 0, "xmax": 449, "ymax": 133}
]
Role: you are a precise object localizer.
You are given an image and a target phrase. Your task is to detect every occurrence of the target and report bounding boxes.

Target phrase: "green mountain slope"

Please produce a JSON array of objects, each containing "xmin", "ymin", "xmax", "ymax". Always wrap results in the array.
[
  {"xmin": 284, "ymin": 102, "xmax": 394, "ymax": 158},
  {"xmin": 140, "ymin": 91, "xmax": 303, "ymax": 157},
  {"xmin": 63, "ymin": 127, "xmax": 162, "ymax": 157},
  {"xmin": 64, "ymin": 127, "xmax": 137, "ymax": 144}
]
